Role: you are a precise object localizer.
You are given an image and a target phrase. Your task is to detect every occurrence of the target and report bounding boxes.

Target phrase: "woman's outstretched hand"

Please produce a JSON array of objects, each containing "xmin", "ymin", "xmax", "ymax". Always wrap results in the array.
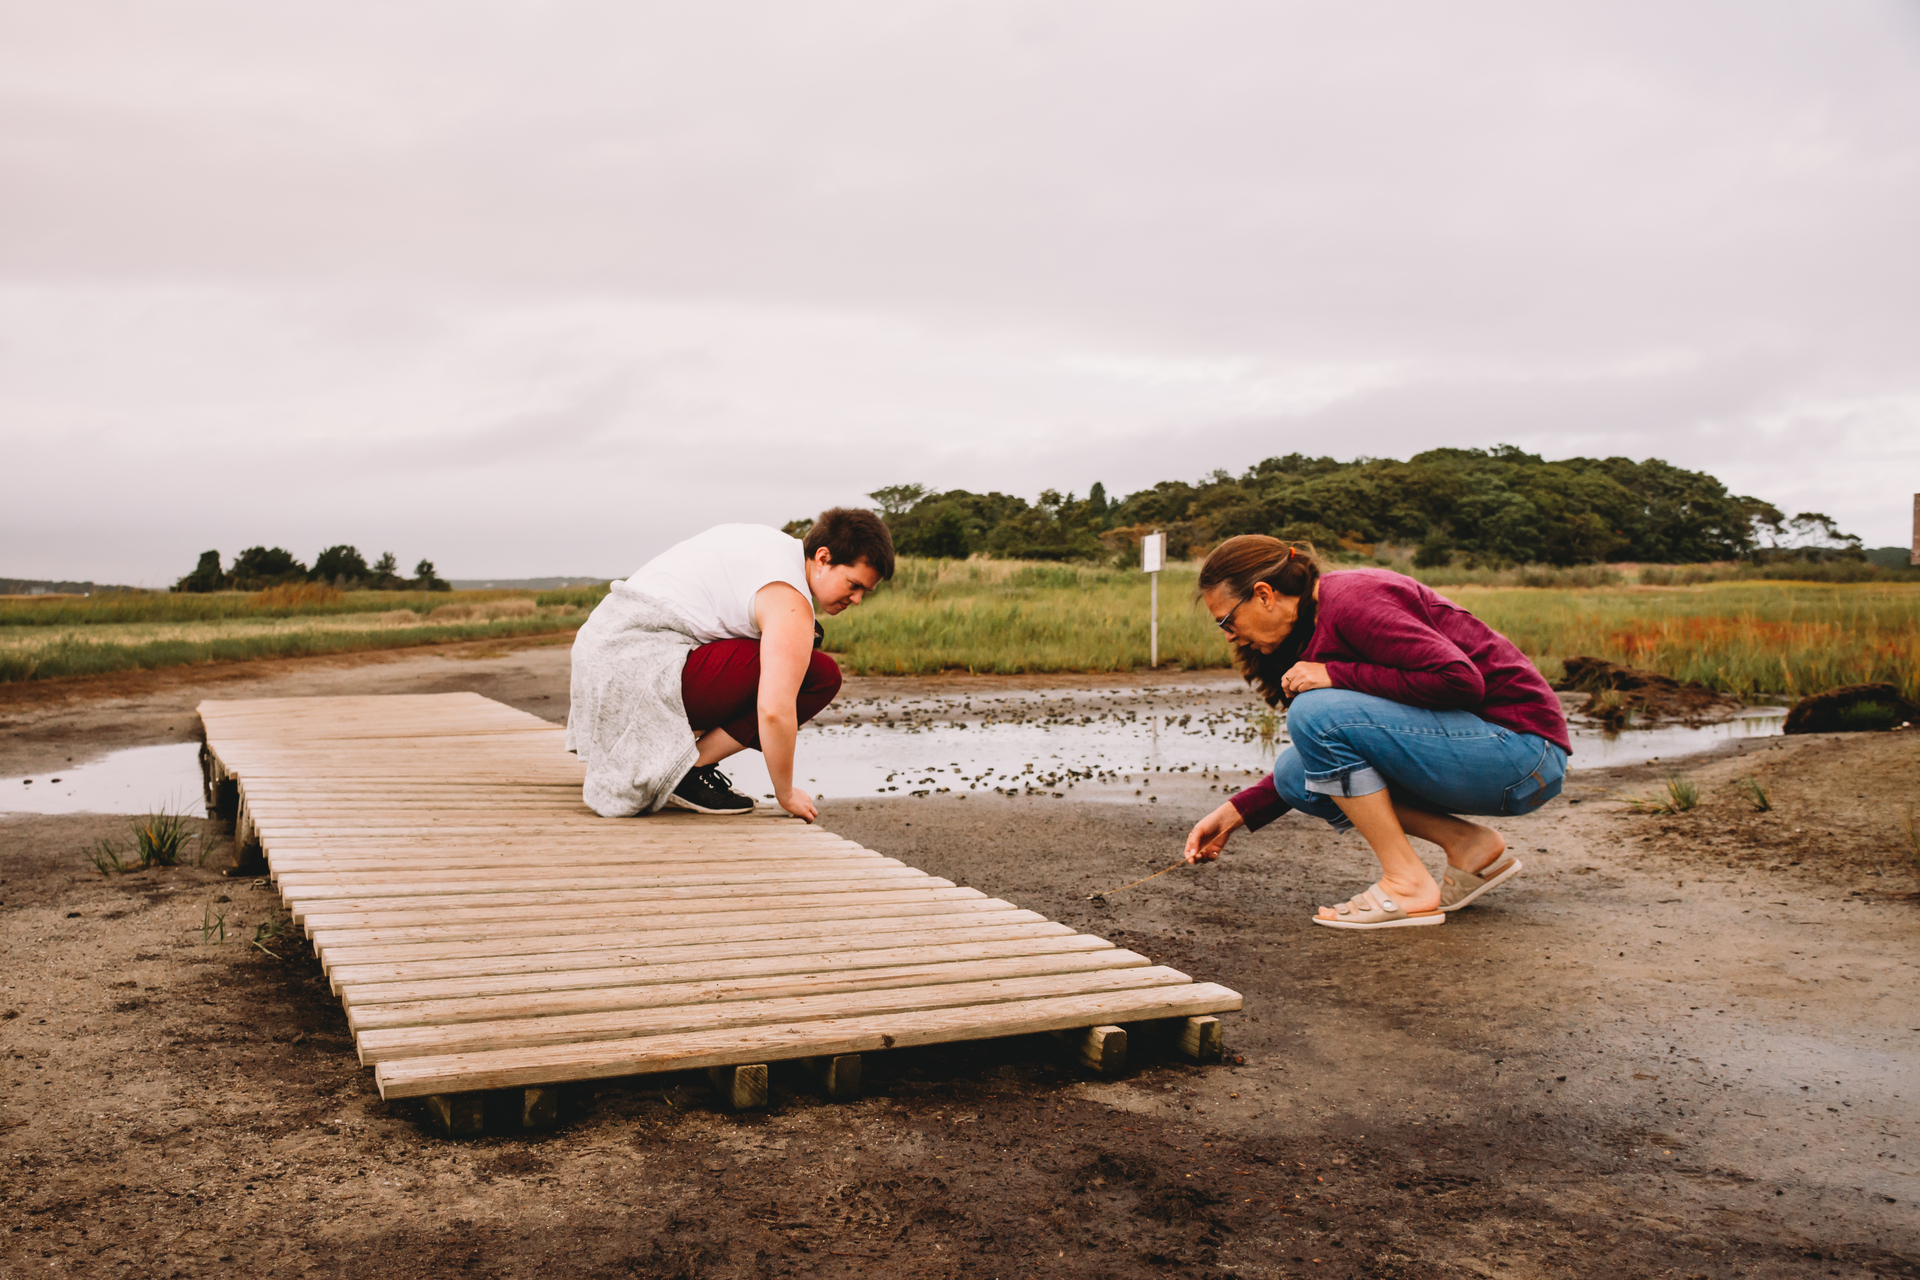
[
  {"xmin": 1184, "ymin": 800, "xmax": 1246, "ymax": 864},
  {"xmin": 778, "ymin": 787, "xmax": 818, "ymax": 823},
  {"xmin": 1280, "ymin": 661, "xmax": 1332, "ymax": 698}
]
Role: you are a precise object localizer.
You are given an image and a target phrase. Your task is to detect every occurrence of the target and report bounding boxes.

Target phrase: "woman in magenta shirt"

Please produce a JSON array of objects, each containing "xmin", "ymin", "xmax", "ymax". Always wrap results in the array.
[{"xmin": 1182, "ymin": 535, "xmax": 1570, "ymax": 929}]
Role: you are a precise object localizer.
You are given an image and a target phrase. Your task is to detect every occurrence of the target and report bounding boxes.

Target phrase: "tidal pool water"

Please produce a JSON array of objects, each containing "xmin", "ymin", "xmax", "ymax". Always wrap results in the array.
[
  {"xmin": 721, "ymin": 684, "xmax": 1789, "ymax": 803},
  {"xmin": 0, "ymin": 688, "xmax": 1786, "ymax": 816},
  {"xmin": 1, "ymin": 742, "xmax": 206, "ymax": 816}
]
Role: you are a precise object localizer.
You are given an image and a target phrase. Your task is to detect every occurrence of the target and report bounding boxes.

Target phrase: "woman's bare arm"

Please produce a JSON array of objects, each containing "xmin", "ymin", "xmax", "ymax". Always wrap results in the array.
[{"xmin": 753, "ymin": 582, "xmax": 818, "ymax": 822}]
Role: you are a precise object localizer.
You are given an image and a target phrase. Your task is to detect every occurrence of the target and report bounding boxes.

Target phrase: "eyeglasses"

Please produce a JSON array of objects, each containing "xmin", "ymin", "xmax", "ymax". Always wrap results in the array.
[{"xmin": 1216, "ymin": 590, "xmax": 1255, "ymax": 633}]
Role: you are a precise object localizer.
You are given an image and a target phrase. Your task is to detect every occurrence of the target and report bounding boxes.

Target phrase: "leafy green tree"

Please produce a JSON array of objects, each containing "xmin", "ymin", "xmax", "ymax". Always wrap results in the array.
[
  {"xmin": 230, "ymin": 546, "xmax": 308, "ymax": 589},
  {"xmin": 174, "ymin": 550, "xmax": 227, "ymax": 593},
  {"xmin": 414, "ymin": 558, "xmax": 451, "ymax": 591},
  {"xmin": 1087, "ymin": 481, "xmax": 1108, "ymax": 519},
  {"xmin": 311, "ymin": 545, "xmax": 371, "ymax": 586},
  {"xmin": 904, "ymin": 504, "xmax": 972, "ymax": 558},
  {"xmin": 867, "ymin": 484, "xmax": 929, "ymax": 519}
]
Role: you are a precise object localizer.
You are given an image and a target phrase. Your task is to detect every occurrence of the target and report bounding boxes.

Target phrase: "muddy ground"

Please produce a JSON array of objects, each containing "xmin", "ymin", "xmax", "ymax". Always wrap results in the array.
[{"xmin": 2, "ymin": 643, "xmax": 1916, "ymax": 1279}]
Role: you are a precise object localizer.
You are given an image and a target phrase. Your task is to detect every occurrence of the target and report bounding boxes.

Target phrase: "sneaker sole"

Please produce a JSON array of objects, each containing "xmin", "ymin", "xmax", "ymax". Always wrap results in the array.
[{"xmin": 664, "ymin": 794, "xmax": 756, "ymax": 815}]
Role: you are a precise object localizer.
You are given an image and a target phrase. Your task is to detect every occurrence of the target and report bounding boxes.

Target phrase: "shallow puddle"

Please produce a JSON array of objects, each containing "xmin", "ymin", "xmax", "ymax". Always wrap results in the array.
[
  {"xmin": 0, "ymin": 743, "xmax": 206, "ymax": 816},
  {"xmin": 1, "ymin": 690, "xmax": 1786, "ymax": 815},
  {"xmin": 723, "ymin": 685, "xmax": 1788, "ymax": 803}
]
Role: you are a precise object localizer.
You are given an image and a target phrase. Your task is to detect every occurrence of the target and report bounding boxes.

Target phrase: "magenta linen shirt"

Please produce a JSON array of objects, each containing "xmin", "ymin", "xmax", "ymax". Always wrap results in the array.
[{"xmin": 1228, "ymin": 568, "xmax": 1569, "ymax": 830}]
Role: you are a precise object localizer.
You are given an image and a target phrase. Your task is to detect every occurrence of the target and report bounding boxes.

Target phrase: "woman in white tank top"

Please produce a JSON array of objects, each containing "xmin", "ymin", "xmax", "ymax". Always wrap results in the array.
[{"xmin": 572, "ymin": 509, "xmax": 895, "ymax": 821}]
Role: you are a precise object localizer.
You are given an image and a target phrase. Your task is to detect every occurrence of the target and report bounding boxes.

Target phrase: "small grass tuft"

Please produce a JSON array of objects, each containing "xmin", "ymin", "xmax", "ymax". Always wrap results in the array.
[
  {"xmin": 1736, "ymin": 775, "xmax": 1772, "ymax": 812},
  {"xmin": 1663, "ymin": 775, "xmax": 1699, "ymax": 813},
  {"xmin": 250, "ymin": 916, "xmax": 296, "ymax": 959},
  {"xmin": 88, "ymin": 839, "xmax": 134, "ymax": 876},
  {"xmin": 87, "ymin": 807, "xmax": 200, "ymax": 874},
  {"xmin": 199, "ymin": 902, "xmax": 227, "ymax": 944},
  {"xmin": 131, "ymin": 809, "xmax": 198, "ymax": 868},
  {"xmin": 1252, "ymin": 706, "xmax": 1281, "ymax": 755}
]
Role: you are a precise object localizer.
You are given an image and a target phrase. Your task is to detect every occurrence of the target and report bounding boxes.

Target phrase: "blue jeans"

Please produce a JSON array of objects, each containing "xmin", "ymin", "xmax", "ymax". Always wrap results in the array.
[{"xmin": 1274, "ymin": 688, "xmax": 1566, "ymax": 832}]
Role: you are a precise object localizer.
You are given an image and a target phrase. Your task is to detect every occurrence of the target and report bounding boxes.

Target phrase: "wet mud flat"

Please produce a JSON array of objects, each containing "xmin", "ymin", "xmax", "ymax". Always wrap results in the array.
[{"xmin": 1, "ymin": 649, "xmax": 1917, "ymax": 1278}]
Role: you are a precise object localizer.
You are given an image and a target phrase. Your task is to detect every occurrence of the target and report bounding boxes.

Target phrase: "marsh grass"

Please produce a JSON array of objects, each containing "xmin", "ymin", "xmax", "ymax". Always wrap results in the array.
[
  {"xmin": 90, "ymin": 808, "xmax": 203, "ymax": 874},
  {"xmin": 1452, "ymin": 581, "xmax": 1920, "ymax": 701},
  {"xmin": 828, "ymin": 559, "xmax": 1225, "ymax": 673},
  {"xmin": 826, "ymin": 559, "xmax": 1920, "ymax": 694},
  {"xmin": 250, "ymin": 915, "xmax": 296, "ymax": 959},
  {"xmin": 2, "ymin": 609, "xmax": 583, "ymax": 682},
  {"xmin": 1735, "ymin": 776, "xmax": 1773, "ymax": 812},
  {"xmin": 0, "ymin": 587, "xmax": 538, "ymax": 627},
  {"xmin": 1663, "ymin": 775, "xmax": 1700, "ymax": 813},
  {"xmin": 1620, "ymin": 775, "xmax": 1701, "ymax": 816},
  {"xmin": 14, "ymin": 556, "xmax": 1917, "ymax": 696}
]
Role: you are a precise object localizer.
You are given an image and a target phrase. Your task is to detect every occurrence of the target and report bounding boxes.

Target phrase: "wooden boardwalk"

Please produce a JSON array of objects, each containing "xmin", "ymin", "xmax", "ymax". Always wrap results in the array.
[{"xmin": 198, "ymin": 693, "xmax": 1241, "ymax": 1117}]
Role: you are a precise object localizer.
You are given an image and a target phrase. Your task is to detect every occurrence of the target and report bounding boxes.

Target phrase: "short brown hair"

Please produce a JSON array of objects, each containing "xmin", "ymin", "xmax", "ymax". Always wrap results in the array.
[
  {"xmin": 803, "ymin": 507, "xmax": 896, "ymax": 580},
  {"xmin": 1198, "ymin": 535, "xmax": 1324, "ymax": 707}
]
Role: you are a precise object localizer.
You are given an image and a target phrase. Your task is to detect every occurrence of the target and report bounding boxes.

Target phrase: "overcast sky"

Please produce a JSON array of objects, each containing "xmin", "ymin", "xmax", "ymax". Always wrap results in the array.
[{"xmin": 4, "ymin": 1, "xmax": 1918, "ymax": 583}]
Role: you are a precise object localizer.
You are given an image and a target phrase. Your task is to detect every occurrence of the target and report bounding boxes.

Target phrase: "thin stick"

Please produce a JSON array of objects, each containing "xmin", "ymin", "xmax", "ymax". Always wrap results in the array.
[{"xmin": 1087, "ymin": 859, "xmax": 1187, "ymax": 901}]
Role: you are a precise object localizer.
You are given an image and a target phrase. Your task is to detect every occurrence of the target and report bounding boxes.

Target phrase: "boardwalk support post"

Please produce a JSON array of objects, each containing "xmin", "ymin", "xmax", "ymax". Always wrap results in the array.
[
  {"xmin": 426, "ymin": 1093, "xmax": 485, "ymax": 1138},
  {"xmin": 1176, "ymin": 1015, "xmax": 1223, "ymax": 1063},
  {"xmin": 1053, "ymin": 1024, "xmax": 1127, "ymax": 1076},
  {"xmin": 521, "ymin": 1087, "xmax": 561, "ymax": 1130},
  {"xmin": 803, "ymin": 1054, "xmax": 862, "ymax": 1101},
  {"xmin": 708, "ymin": 1064, "xmax": 769, "ymax": 1111}
]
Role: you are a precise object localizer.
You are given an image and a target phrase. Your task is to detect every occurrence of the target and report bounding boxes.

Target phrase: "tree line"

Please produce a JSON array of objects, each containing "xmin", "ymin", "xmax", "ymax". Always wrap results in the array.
[
  {"xmin": 791, "ymin": 447, "xmax": 1863, "ymax": 567},
  {"xmin": 174, "ymin": 546, "xmax": 451, "ymax": 592}
]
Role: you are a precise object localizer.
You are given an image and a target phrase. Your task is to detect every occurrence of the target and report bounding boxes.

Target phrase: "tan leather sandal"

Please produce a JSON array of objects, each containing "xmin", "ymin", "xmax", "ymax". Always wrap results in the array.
[
  {"xmin": 1438, "ymin": 857, "xmax": 1523, "ymax": 910},
  {"xmin": 1311, "ymin": 881, "xmax": 1446, "ymax": 930}
]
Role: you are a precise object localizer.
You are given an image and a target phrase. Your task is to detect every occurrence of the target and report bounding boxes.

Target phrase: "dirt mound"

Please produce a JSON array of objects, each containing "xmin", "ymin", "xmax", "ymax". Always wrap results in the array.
[
  {"xmin": 1558, "ymin": 655, "xmax": 1746, "ymax": 727},
  {"xmin": 1782, "ymin": 682, "xmax": 1920, "ymax": 734}
]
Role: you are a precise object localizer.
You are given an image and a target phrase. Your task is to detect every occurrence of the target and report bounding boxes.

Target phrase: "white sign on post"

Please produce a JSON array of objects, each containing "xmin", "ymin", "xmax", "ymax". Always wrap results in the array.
[{"xmin": 1142, "ymin": 531, "xmax": 1165, "ymax": 667}]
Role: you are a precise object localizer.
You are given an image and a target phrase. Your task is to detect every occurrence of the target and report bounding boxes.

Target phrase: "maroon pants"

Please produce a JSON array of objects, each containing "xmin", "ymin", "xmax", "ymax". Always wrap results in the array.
[{"xmin": 681, "ymin": 639, "xmax": 842, "ymax": 750}]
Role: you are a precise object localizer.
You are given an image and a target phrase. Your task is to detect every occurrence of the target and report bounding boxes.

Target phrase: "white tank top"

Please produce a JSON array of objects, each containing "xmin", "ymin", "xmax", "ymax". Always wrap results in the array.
[{"xmin": 624, "ymin": 524, "xmax": 813, "ymax": 644}]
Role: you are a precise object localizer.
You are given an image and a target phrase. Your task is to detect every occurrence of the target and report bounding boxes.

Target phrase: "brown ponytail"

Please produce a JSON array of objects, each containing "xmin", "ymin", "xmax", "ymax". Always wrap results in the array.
[{"xmin": 1198, "ymin": 535, "xmax": 1323, "ymax": 707}]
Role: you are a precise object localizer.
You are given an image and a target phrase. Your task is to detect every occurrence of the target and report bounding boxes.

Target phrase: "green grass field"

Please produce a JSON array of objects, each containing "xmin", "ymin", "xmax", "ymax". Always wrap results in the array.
[
  {"xmin": 821, "ymin": 558, "xmax": 1920, "ymax": 700},
  {"xmin": 8, "ymin": 560, "xmax": 1915, "ymax": 701},
  {"xmin": 0, "ymin": 588, "xmax": 588, "ymax": 683}
]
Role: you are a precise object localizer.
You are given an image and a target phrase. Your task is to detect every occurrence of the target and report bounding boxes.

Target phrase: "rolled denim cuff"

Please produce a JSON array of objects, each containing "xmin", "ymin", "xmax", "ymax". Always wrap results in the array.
[{"xmin": 1304, "ymin": 764, "xmax": 1388, "ymax": 800}]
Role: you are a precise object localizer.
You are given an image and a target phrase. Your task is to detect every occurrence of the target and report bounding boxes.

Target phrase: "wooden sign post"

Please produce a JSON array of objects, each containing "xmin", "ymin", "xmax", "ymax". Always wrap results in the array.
[{"xmin": 1142, "ymin": 530, "xmax": 1165, "ymax": 668}]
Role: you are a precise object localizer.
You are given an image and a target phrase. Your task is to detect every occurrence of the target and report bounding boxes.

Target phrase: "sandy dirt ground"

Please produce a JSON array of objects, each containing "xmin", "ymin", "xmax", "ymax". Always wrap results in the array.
[{"xmin": 2, "ymin": 644, "xmax": 1916, "ymax": 1279}]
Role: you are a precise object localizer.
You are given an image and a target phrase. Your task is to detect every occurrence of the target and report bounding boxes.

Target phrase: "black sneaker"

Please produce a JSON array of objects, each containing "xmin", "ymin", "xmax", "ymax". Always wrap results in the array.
[{"xmin": 667, "ymin": 764, "xmax": 756, "ymax": 814}]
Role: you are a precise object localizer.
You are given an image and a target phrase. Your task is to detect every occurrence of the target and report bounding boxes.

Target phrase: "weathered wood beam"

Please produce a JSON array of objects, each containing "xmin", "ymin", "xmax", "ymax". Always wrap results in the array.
[
  {"xmin": 1052, "ymin": 1023, "xmax": 1127, "ymax": 1076},
  {"xmin": 425, "ymin": 1092, "xmax": 484, "ymax": 1137},
  {"xmin": 707, "ymin": 1063, "xmax": 769, "ymax": 1111},
  {"xmin": 1176, "ymin": 1015, "xmax": 1223, "ymax": 1063},
  {"xmin": 521, "ymin": 1086, "xmax": 560, "ymax": 1130},
  {"xmin": 802, "ymin": 1054, "xmax": 862, "ymax": 1101}
]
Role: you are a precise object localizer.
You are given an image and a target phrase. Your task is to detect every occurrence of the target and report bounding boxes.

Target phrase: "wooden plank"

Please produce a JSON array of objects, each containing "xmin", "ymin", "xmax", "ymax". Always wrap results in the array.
[
  {"xmin": 275, "ymin": 866, "xmax": 931, "ymax": 898},
  {"xmin": 322, "ymin": 916, "xmax": 1072, "ymax": 989},
  {"xmin": 300, "ymin": 889, "xmax": 996, "ymax": 939},
  {"xmin": 337, "ymin": 932, "xmax": 1114, "ymax": 1006},
  {"xmin": 354, "ymin": 966, "xmax": 1197, "ymax": 1063},
  {"xmin": 345, "ymin": 949, "xmax": 1152, "ymax": 1032},
  {"xmin": 375, "ymin": 983, "xmax": 1244, "ymax": 1097}
]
